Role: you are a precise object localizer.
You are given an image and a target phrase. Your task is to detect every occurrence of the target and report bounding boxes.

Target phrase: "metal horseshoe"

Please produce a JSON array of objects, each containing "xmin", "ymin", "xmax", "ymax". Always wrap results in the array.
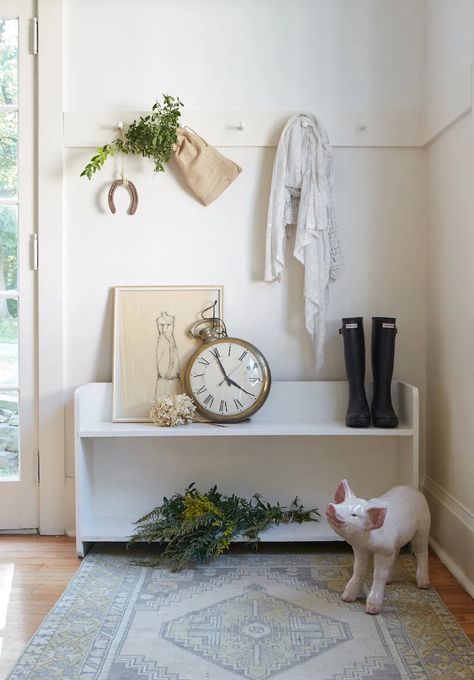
[{"xmin": 107, "ymin": 179, "xmax": 139, "ymax": 215}]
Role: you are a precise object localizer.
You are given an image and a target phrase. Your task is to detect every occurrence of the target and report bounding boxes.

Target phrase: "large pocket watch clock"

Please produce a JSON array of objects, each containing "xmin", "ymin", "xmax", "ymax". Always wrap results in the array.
[{"xmin": 184, "ymin": 318, "xmax": 271, "ymax": 423}]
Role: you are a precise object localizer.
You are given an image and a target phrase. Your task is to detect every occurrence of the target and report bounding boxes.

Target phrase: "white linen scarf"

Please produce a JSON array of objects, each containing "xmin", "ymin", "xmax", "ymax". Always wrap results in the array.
[{"xmin": 265, "ymin": 113, "xmax": 343, "ymax": 369}]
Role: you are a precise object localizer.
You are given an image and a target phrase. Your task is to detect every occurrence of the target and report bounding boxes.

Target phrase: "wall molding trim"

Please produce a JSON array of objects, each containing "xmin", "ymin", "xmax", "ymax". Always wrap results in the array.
[
  {"xmin": 63, "ymin": 109, "xmax": 422, "ymax": 149},
  {"xmin": 63, "ymin": 64, "xmax": 473, "ymax": 151},
  {"xmin": 421, "ymin": 63, "xmax": 473, "ymax": 146}
]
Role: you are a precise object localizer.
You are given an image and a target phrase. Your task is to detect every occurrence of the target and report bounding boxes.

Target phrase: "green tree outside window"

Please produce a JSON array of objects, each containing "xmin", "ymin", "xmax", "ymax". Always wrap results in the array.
[{"xmin": 0, "ymin": 19, "xmax": 18, "ymax": 322}]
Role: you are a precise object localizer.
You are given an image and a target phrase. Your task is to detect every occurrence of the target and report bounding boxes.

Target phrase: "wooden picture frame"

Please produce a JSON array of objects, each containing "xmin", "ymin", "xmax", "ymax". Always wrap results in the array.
[{"xmin": 112, "ymin": 285, "xmax": 223, "ymax": 421}]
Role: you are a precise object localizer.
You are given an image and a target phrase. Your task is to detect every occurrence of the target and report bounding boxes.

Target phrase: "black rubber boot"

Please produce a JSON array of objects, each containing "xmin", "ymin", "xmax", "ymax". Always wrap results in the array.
[
  {"xmin": 339, "ymin": 317, "xmax": 371, "ymax": 428},
  {"xmin": 371, "ymin": 317, "xmax": 399, "ymax": 428}
]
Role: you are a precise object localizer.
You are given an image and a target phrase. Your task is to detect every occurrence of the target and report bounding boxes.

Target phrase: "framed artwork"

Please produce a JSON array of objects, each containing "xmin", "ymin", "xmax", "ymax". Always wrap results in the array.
[{"xmin": 112, "ymin": 285, "xmax": 223, "ymax": 421}]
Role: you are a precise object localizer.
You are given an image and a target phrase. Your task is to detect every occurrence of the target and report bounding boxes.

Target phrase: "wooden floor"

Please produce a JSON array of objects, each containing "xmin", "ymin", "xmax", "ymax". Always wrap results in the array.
[{"xmin": 0, "ymin": 537, "xmax": 472, "ymax": 679}]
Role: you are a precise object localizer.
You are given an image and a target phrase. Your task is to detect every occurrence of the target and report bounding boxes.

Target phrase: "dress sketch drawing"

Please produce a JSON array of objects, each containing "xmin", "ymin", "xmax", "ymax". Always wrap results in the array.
[{"xmin": 155, "ymin": 311, "xmax": 181, "ymax": 398}]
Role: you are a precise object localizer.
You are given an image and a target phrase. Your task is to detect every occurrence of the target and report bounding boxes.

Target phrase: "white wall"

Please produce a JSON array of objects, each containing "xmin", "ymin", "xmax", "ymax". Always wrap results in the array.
[
  {"xmin": 423, "ymin": 0, "xmax": 474, "ymax": 593},
  {"xmin": 64, "ymin": 0, "xmax": 423, "ymax": 112},
  {"xmin": 422, "ymin": 0, "xmax": 473, "ymax": 104},
  {"xmin": 62, "ymin": 1, "xmax": 427, "ymax": 531}
]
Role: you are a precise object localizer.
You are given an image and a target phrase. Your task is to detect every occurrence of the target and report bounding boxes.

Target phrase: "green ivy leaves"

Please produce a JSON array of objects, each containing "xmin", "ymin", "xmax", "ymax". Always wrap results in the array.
[
  {"xmin": 80, "ymin": 95, "xmax": 183, "ymax": 179},
  {"xmin": 80, "ymin": 141, "xmax": 123, "ymax": 180}
]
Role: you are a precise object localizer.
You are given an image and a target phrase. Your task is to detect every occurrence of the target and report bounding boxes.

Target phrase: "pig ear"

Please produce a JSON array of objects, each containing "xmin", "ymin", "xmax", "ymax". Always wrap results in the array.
[
  {"xmin": 334, "ymin": 479, "xmax": 354, "ymax": 503},
  {"xmin": 365, "ymin": 506, "xmax": 387, "ymax": 530}
]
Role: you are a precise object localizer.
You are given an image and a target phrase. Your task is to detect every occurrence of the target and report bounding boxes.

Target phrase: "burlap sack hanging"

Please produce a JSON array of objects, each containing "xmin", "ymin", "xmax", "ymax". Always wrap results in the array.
[{"xmin": 173, "ymin": 127, "xmax": 242, "ymax": 205}]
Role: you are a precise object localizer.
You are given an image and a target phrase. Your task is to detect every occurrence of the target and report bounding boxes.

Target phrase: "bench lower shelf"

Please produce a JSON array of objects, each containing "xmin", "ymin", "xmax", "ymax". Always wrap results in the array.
[
  {"xmin": 75, "ymin": 381, "xmax": 419, "ymax": 557},
  {"xmin": 79, "ymin": 517, "xmax": 343, "ymax": 546}
]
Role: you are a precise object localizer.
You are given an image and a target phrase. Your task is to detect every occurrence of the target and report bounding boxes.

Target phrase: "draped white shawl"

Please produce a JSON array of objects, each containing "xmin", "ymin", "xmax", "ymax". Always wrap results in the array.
[{"xmin": 264, "ymin": 113, "xmax": 343, "ymax": 369}]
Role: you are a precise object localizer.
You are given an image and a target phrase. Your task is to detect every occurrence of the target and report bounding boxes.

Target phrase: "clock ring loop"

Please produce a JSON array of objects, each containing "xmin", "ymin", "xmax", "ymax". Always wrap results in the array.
[{"xmin": 107, "ymin": 179, "xmax": 139, "ymax": 215}]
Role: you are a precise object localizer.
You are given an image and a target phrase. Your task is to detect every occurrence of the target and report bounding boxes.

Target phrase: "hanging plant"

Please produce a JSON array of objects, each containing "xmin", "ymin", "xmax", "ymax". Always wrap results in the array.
[
  {"xmin": 80, "ymin": 94, "xmax": 183, "ymax": 179},
  {"xmin": 128, "ymin": 483, "xmax": 320, "ymax": 571}
]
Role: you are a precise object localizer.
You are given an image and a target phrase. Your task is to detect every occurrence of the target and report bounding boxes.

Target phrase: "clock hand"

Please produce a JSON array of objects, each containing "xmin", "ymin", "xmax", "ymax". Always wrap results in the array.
[
  {"xmin": 227, "ymin": 378, "xmax": 255, "ymax": 398},
  {"xmin": 218, "ymin": 363, "xmax": 242, "ymax": 386},
  {"xmin": 212, "ymin": 352, "xmax": 232, "ymax": 386}
]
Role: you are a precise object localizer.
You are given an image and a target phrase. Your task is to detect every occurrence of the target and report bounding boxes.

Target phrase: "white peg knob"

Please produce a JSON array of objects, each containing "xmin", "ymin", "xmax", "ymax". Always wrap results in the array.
[
  {"xmin": 117, "ymin": 121, "xmax": 124, "ymax": 130},
  {"xmin": 301, "ymin": 120, "xmax": 309, "ymax": 128}
]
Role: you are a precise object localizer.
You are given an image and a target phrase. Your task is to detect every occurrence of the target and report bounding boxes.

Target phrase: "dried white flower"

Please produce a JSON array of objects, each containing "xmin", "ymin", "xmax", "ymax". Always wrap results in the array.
[{"xmin": 149, "ymin": 394, "xmax": 197, "ymax": 427}]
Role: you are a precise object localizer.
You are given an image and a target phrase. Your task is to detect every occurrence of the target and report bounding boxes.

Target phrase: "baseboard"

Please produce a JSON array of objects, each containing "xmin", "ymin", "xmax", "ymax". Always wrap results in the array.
[
  {"xmin": 428, "ymin": 535, "xmax": 474, "ymax": 599},
  {"xmin": 424, "ymin": 477, "xmax": 474, "ymax": 598}
]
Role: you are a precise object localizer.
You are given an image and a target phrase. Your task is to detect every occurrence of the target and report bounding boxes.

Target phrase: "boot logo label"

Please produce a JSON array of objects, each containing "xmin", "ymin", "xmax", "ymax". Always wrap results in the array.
[
  {"xmin": 382, "ymin": 323, "xmax": 395, "ymax": 329},
  {"xmin": 345, "ymin": 323, "xmax": 358, "ymax": 329}
]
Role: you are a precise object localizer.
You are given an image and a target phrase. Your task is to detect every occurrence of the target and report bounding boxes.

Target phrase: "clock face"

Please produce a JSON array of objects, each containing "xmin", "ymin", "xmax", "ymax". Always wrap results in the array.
[{"xmin": 185, "ymin": 338, "xmax": 271, "ymax": 422}]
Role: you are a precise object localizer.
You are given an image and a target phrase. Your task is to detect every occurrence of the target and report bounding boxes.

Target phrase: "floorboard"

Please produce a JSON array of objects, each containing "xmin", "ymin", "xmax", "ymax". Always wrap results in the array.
[{"xmin": 0, "ymin": 536, "xmax": 472, "ymax": 679}]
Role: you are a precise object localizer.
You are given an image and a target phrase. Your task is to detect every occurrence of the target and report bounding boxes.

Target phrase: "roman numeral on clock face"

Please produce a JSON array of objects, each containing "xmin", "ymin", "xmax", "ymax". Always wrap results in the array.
[
  {"xmin": 219, "ymin": 400, "xmax": 228, "ymax": 413},
  {"xmin": 210, "ymin": 348, "xmax": 220, "ymax": 359},
  {"xmin": 196, "ymin": 385, "xmax": 207, "ymax": 395},
  {"xmin": 204, "ymin": 394, "xmax": 214, "ymax": 407},
  {"xmin": 238, "ymin": 350, "xmax": 248, "ymax": 361},
  {"xmin": 198, "ymin": 356, "xmax": 210, "ymax": 366},
  {"xmin": 234, "ymin": 398, "xmax": 243, "ymax": 410}
]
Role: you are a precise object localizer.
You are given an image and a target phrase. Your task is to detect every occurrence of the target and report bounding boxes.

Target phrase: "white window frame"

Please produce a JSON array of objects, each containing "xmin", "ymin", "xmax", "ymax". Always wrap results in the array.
[{"xmin": 0, "ymin": 0, "xmax": 37, "ymax": 529}]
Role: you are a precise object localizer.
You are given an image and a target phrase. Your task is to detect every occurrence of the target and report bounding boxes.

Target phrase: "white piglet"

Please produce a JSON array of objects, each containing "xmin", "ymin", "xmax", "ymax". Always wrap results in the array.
[{"xmin": 326, "ymin": 479, "xmax": 431, "ymax": 614}]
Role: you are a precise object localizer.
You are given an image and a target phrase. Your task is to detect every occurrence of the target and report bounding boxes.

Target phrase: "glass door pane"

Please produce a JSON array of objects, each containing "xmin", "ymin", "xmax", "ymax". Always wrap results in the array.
[
  {"xmin": 0, "ymin": 111, "xmax": 17, "ymax": 198},
  {"xmin": 0, "ymin": 18, "xmax": 18, "ymax": 105},
  {"xmin": 0, "ymin": 18, "xmax": 19, "ymax": 481},
  {"xmin": 0, "ymin": 389, "xmax": 18, "ymax": 479}
]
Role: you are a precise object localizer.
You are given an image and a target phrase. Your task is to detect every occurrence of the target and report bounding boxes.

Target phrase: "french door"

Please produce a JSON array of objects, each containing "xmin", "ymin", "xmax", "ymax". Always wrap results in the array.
[{"xmin": 0, "ymin": 0, "xmax": 37, "ymax": 529}]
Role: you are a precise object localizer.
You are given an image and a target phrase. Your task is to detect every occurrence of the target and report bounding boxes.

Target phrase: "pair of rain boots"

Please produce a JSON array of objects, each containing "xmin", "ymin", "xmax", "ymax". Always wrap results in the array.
[{"xmin": 339, "ymin": 317, "xmax": 398, "ymax": 428}]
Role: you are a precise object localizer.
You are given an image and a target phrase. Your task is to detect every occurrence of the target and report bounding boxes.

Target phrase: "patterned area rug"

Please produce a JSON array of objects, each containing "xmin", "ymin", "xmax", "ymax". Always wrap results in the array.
[{"xmin": 7, "ymin": 544, "xmax": 474, "ymax": 680}]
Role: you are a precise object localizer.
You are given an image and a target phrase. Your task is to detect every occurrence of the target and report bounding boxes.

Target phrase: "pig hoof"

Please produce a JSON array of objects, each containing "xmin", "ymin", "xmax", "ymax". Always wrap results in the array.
[
  {"xmin": 365, "ymin": 603, "xmax": 381, "ymax": 615},
  {"xmin": 416, "ymin": 580, "xmax": 430, "ymax": 589},
  {"xmin": 342, "ymin": 592, "xmax": 357, "ymax": 603}
]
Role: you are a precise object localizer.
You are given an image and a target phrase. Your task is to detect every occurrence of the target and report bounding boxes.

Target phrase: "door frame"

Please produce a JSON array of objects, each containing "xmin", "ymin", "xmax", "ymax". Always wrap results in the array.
[{"xmin": 37, "ymin": 0, "xmax": 65, "ymax": 534}]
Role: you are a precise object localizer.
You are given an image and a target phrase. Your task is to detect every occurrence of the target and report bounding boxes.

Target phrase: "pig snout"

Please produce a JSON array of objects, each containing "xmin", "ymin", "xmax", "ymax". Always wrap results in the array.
[{"xmin": 325, "ymin": 503, "xmax": 345, "ymax": 528}]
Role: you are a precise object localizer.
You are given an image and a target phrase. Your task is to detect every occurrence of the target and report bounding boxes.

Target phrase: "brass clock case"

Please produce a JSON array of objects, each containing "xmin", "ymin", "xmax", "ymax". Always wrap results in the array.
[{"xmin": 184, "ymin": 337, "xmax": 271, "ymax": 423}]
